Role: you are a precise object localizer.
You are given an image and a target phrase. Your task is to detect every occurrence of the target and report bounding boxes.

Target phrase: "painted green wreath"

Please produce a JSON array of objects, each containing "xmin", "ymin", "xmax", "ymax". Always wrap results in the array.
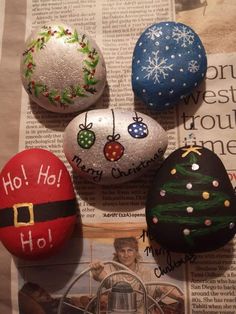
[{"xmin": 22, "ymin": 25, "xmax": 100, "ymax": 107}]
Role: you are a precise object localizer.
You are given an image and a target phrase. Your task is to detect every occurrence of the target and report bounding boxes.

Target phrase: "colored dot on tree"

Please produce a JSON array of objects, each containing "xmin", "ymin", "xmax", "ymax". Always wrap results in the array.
[
  {"xmin": 160, "ymin": 190, "xmax": 166, "ymax": 197},
  {"xmin": 204, "ymin": 219, "xmax": 212, "ymax": 226},
  {"xmin": 186, "ymin": 206, "xmax": 193, "ymax": 213},
  {"xmin": 170, "ymin": 168, "xmax": 176, "ymax": 175},
  {"xmin": 224, "ymin": 200, "xmax": 230, "ymax": 207},
  {"xmin": 152, "ymin": 216, "xmax": 158, "ymax": 224},
  {"xmin": 183, "ymin": 229, "xmax": 190, "ymax": 236},
  {"xmin": 212, "ymin": 180, "xmax": 219, "ymax": 187},
  {"xmin": 186, "ymin": 183, "xmax": 192, "ymax": 190},
  {"xmin": 192, "ymin": 163, "xmax": 199, "ymax": 171},
  {"xmin": 202, "ymin": 191, "xmax": 210, "ymax": 199}
]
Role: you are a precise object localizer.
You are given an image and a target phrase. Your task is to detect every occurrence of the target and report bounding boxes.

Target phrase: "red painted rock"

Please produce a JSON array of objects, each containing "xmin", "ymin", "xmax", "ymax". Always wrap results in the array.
[{"xmin": 0, "ymin": 149, "xmax": 77, "ymax": 260}]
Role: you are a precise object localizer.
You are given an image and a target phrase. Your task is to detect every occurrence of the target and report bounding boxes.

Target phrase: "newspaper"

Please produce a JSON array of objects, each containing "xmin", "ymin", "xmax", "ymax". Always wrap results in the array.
[
  {"xmin": 0, "ymin": 0, "xmax": 235, "ymax": 313},
  {"xmin": 0, "ymin": 0, "xmax": 5, "ymax": 62}
]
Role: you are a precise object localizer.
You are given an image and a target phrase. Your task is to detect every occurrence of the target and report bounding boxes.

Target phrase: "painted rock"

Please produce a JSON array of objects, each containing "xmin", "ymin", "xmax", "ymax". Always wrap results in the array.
[
  {"xmin": 63, "ymin": 109, "xmax": 168, "ymax": 185},
  {"xmin": 146, "ymin": 145, "xmax": 236, "ymax": 253},
  {"xmin": 20, "ymin": 22, "xmax": 106, "ymax": 113},
  {"xmin": 0, "ymin": 149, "xmax": 77, "ymax": 259},
  {"xmin": 132, "ymin": 22, "xmax": 207, "ymax": 110}
]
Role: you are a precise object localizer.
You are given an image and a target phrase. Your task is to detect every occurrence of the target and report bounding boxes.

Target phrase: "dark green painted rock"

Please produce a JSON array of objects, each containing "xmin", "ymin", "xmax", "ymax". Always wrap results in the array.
[{"xmin": 146, "ymin": 145, "xmax": 236, "ymax": 253}]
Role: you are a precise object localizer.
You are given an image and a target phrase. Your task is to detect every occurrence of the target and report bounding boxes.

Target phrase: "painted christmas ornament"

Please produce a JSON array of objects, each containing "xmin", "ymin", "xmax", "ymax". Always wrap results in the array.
[
  {"xmin": 146, "ymin": 145, "xmax": 236, "ymax": 253},
  {"xmin": 77, "ymin": 111, "xmax": 96, "ymax": 149},
  {"xmin": 0, "ymin": 149, "xmax": 77, "ymax": 259},
  {"xmin": 63, "ymin": 109, "xmax": 168, "ymax": 185},
  {"xmin": 132, "ymin": 22, "xmax": 207, "ymax": 110},
  {"xmin": 20, "ymin": 22, "xmax": 106, "ymax": 113}
]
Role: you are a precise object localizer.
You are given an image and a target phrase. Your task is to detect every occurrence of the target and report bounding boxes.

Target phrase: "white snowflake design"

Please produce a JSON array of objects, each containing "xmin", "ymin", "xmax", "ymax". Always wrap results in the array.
[
  {"xmin": 141, "ymin": 50, "xmax": 173, "ymax": 84},
  {"xmin": 172, "ymin": 25, "xmax": 195, "ymax": 47},
  {"xmin": 188, "ymin": 60, "xmax": 200, "ymax": 73},
  {"xmin": 145, "ymin": 26, "xmax": 163, "ymax": 40}
]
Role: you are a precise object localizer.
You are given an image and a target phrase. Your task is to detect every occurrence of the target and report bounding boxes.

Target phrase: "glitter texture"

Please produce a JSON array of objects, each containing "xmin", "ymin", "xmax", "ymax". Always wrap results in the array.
[{"xmin": 21, "ymin": 23, "xmax": 107, "ymax": 113}]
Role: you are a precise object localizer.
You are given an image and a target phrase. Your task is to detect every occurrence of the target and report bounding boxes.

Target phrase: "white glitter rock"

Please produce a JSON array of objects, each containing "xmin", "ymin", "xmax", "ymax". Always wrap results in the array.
[
  {"xmin": 63, "ymin": 109, "xmax": 168, "ymax": 185},
  {"xmin": 21, "ymin": 22, "xmax": 106, "ymax": 113}
]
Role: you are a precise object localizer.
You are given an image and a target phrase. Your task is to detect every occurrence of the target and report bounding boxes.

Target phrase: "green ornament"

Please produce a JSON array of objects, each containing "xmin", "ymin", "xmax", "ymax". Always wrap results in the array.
[{"xmin": 77, "ymin": 112, "xmax": 95, "ymax": 149}]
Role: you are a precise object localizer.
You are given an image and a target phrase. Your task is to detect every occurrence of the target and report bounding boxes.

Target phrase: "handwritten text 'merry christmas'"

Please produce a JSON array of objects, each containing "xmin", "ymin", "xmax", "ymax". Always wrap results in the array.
[{"xmin": 2, "ymin": 164, "xmax": 63, "ymax": 195}]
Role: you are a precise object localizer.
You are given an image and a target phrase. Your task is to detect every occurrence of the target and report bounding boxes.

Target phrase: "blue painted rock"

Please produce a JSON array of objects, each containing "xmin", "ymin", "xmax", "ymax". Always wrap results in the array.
[
  {"xmin": 132, "ymin": 22, "xmax": 207, "ymax": 110},
  {"xmin": 63, "ymin": 109, "xmax": 168, "ymax": 185},
  {"xmin": 20, "ymin": 22, "xmax": 106, "ymax": 113},
  {"xmin": 146, "ymin": 146, "xmax": 236, "ymax": 253}
]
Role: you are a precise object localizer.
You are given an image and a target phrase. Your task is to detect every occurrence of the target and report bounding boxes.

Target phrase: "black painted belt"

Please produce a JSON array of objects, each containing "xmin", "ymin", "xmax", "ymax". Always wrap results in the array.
[{"xmin": 0, "ymin": 199, "xmax": 77, "ymax": 228}]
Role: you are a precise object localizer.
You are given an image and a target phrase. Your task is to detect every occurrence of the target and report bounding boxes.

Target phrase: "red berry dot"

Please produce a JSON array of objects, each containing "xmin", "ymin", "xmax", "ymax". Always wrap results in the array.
[{"xmin": 54, "ymin": 95, "xmax": 61, "ymax": 101}]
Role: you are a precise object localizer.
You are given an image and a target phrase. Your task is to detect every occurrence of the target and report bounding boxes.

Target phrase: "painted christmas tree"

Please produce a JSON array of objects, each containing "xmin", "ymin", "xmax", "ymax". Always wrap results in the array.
[{"xmin": 146, "ymin": 146, "xmax": 236, "ymax": 252}]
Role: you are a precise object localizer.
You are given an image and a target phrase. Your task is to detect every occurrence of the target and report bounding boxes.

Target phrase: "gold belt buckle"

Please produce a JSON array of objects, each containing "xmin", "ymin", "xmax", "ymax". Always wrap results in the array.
[{"xmin": 13, "ymin": 203, "xmax": 34, "ymax": 227}]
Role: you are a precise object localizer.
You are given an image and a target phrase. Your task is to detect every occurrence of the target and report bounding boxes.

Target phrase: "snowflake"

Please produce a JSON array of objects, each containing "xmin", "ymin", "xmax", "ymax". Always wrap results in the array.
[
  {"xmin": 145, "ymin": 26, "xmax": 163, "ymax": 40},
  {"xmin": 141, "ymin": 50, "xmax": 173, "ymax": 84},
  {"xmin": 188, "ymin": 60, "xmax": 199, "ymax": 73},
  {"xmin": 172, "ymin": 25, "xmax": 194, "ymax": 47}
]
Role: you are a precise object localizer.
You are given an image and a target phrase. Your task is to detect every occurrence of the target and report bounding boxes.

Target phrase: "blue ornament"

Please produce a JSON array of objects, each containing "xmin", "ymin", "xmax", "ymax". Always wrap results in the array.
[
  {"xmin": 132, "ymin": 22, "xmax": 207, "ymax": 110},
  {"xmin": 128, "ymin": 112, "xmax": 148, "ymax": 139}
]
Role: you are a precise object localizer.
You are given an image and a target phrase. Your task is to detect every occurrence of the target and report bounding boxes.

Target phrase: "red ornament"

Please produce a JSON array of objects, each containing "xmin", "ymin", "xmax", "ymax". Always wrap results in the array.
[
  {"xmin": 103, "ymin": 109, "xmax": 125, "ymax": 162},
  {"xmin": 104, "ymin": 135, "xmax": 124, "ymax": 162},
  {"xmin": 0, "ymin": 149, "xmax": 77, "ymax": 260}
]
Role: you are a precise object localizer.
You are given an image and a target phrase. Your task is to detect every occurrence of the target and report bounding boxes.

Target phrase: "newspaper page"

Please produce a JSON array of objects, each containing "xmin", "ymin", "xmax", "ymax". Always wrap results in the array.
[
  {"xmin": 8, "ymin": 0, "xmax": 236, "ymax": 313},
  {"xmin": 0, "ymin": 0, "xmax": 5, "ymax": 62}
]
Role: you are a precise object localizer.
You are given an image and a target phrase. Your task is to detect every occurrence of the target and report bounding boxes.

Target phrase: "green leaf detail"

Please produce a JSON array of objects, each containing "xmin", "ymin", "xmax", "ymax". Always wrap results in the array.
[
  {"xmin": 48, "ymin": 90, "xmax": 58, "ymax": 104},
  {"xmin": 85, "ymin": 87, "xmax": 97, "ymax": 94},
  {"xmin": 84, "ymin": 56, "xmax": 99, "ymax": 69},
  {"xmin": 24, "ymin": 66, "xmax": 35, "ymax": 79},
  {"xmin": 78, "ymin": 46, "xmax": 90, "ymax": 53},
  {"xmin": 66, "ymin": 29, "xmax": 79, "ymax": 43},
  {"xmin": 39, "ymin": 31, "xmax": 50, "ymax": 37},
  {"xmin": 61, "ymin": 90, "xmax": 74, "ymax": 104},
  {"xmin": 56, "ymin": 26, "xmax": 67, "ymax": 38},
  {"xmin": 73, "ymin": 29, "xmax": 79, "ymax": 41},
  {"xmin": 74, "ymin": 85, "xmax": 87, "ymax": 97},
  {"xmin": 84, "ymin": 72, "xmax": 98, "ymax": 85},
  {"xmin": 23, "ymin": 53, "xmax": 33, "ymax": 64},
  {"xmin": 34, "ymin": 83, "xmax": 45, "ymax": 97},
  {"xmin": 28, "ymin": 39, "xmax": 37, "ymax": 47},
  {"xmin": 45, "ymin": 34, "xmax": 52, "ymax": 42}
]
